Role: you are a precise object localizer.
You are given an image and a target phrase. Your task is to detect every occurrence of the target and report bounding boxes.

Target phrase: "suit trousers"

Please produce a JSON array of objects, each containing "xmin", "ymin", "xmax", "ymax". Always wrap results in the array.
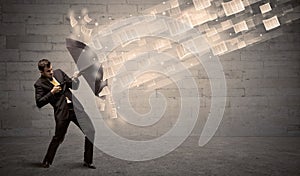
[{"xmin": 43, "ymin": 107, "xmax": 95, "ymax": 164}]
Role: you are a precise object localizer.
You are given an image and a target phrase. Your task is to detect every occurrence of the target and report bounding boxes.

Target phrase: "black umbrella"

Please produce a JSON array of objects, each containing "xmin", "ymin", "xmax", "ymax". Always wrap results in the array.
[{"xmin": 66, "ymin": 38, "xmax": 107, "ymax": 96}]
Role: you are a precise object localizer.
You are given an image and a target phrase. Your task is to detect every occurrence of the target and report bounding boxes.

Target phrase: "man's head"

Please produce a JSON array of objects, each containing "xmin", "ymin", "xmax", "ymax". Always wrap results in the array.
[{"xmin": 38, "ymin": 59, "xmax": 53, "ymax": 79}]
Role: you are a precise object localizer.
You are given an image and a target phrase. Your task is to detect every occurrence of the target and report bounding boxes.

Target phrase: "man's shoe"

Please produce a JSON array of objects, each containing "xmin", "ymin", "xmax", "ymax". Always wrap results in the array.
[
  {"xmin": 41, "ymin": 161, "xmax": 50, "ymax": 168},
  {"xmin": 83, "ymin": 162, "xmax": 96, "ymax": 169}
]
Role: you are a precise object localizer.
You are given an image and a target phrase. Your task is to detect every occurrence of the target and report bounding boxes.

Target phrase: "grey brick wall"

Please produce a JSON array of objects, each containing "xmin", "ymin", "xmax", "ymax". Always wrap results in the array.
[{"xmin": 0, "ymin": 0, "xmax": 299, "ymax": 137}]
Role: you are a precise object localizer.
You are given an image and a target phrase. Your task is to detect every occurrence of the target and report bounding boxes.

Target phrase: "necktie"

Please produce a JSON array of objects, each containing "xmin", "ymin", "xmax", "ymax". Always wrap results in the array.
[{"xmin": 50, "ymin": 77, "xmax": 60, "ymax": 86}]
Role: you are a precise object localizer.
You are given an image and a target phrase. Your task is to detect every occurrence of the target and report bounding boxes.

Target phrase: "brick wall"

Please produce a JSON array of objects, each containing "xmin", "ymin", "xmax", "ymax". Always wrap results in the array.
[{"xmin": 0, "ymin": 0, "xmax": 299, "ymax": 137}]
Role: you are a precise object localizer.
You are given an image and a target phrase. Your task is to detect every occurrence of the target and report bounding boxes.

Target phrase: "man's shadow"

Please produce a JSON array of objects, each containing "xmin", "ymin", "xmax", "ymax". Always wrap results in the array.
[
  {"xmin": 24, "ymin": 162, "xmax": 91, "ymax": 169},
  {"xmin": 25, "ymin": 162, "xmax": 43, "ymax": 168}
]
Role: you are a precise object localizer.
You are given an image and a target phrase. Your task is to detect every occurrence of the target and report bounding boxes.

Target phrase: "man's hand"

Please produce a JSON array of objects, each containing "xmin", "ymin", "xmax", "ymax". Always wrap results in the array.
[
  {"xmin": 72, "ymin": 71, "xmax": 82, "ymax": 79},
  {"xmin": 51, "ymin": 85, "xmax": 62, "ymax": 94}
]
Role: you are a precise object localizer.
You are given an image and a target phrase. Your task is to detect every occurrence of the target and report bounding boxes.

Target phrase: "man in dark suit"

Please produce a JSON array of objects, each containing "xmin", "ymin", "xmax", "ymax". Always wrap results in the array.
[{"xmin": 34, "ymin": 59, "xmax": 96, "ymax": 169}]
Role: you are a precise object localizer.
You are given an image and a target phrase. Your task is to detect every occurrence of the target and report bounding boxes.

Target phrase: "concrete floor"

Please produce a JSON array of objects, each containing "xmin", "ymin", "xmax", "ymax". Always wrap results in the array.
[{"xmin": 0, "ymin": 135, "xmax": 299, "ymax": 176}]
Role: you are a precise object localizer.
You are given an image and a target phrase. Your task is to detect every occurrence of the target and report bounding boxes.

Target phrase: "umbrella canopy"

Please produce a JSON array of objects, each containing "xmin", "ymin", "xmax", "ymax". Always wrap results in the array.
[{"xmin": 66, "ymin": 38, "xmax": 106, "ymax": 96}]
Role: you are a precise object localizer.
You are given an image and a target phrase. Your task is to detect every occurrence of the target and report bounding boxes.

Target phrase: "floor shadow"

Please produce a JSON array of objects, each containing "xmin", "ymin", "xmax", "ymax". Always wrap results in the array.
[
  {"xmin": 63, "ymin": 162, "xmax": 89, "ymax": 170},
  {"xmin": 24, "ymin": 162, "xmax": 43, "ymax": 168}
]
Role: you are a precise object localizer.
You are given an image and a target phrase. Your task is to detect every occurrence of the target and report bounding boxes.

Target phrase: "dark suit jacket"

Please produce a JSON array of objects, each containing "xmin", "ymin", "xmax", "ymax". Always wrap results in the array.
[{"xmin": 34, "ymin": 69, "xmax": 83, "ymax": 121}]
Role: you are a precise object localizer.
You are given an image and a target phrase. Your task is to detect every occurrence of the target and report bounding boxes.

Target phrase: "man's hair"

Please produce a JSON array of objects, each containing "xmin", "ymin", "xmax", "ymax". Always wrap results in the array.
[{"xmin": 38, "ymin": 59, "xmax": 51, "ymax": 71}]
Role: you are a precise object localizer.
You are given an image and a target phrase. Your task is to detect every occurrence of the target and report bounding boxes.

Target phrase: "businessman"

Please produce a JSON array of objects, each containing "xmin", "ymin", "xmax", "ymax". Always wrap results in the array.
[{"xmin": 34, "ymin": 59, "xmax": 96, "ymax": 169}]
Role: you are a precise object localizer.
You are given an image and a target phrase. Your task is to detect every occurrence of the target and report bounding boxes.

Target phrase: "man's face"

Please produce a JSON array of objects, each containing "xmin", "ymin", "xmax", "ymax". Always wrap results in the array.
[{"xmin": 41, "ymin": 65, "xmax": 53, "ymax": 79}]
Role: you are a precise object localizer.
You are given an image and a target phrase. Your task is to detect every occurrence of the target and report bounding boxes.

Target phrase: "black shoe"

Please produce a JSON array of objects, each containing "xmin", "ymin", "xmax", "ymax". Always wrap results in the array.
[
  {"xmin": 41, "ymin": 161, "xmax": 50, "ymax": 168},
  {"xmin": 83, "ymin": 162, "xmax": 96, "ymax": 169}
]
